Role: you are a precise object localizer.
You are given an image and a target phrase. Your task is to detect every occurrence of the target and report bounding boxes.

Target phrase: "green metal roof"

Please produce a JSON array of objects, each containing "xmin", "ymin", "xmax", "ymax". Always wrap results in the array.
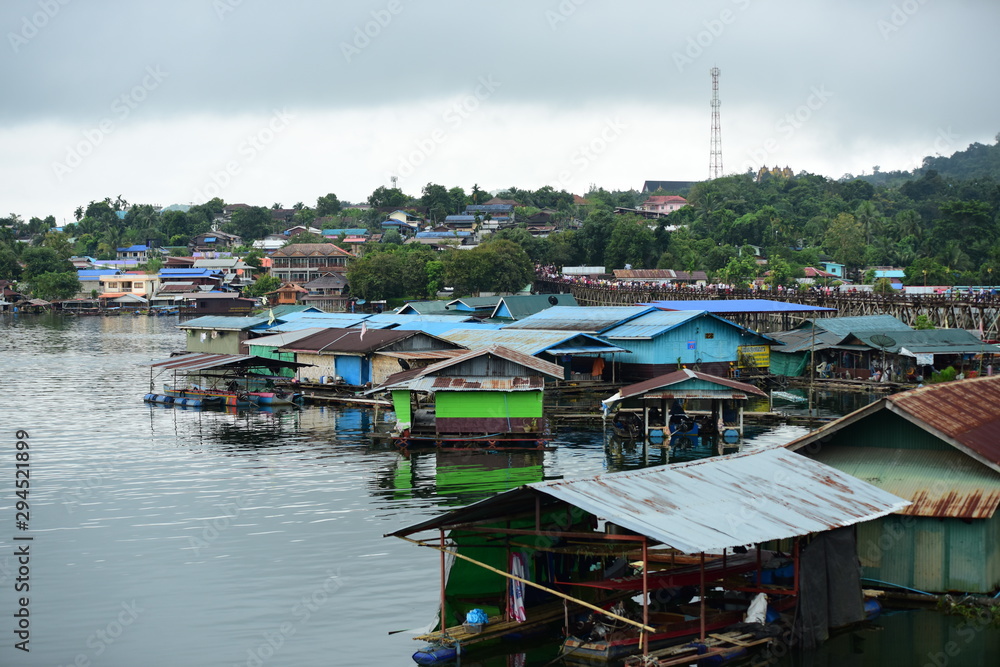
[
  {"xmin": 851, "ymin": 329, "xmax": 1000, "ymax": 355},
  {"xmin": 810, "ymin": 315, "xmax": 912, "ymax": 338}
]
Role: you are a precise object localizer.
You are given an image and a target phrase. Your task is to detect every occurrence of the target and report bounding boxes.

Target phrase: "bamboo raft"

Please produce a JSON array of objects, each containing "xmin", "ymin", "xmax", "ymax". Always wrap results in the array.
[{"xmin": 623, "ymin": 631, "xmax": 773, "ymax": 666}]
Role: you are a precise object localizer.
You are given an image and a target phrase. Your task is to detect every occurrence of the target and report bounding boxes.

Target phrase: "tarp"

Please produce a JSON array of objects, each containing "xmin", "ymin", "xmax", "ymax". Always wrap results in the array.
[{"xmin": 771, "ymin": 351, "xmax": 810, "ymax": 377}]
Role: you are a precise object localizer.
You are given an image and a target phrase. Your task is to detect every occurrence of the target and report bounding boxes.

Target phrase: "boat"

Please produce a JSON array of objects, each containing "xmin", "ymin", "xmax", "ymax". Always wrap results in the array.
[
  {"xmin": 143, "ymin": 353, "xmax": 312, "ymax": 410},
  {"xmin": 161, "ymin": 384, "xmax": 302, "ymax": 407}
]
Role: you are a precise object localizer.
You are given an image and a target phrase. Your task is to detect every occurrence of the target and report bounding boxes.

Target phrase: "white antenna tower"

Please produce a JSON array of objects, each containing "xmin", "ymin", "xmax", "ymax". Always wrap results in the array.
[{"xmin": 709, "ymin": 67, "xmax": 723, "ymax": 180}]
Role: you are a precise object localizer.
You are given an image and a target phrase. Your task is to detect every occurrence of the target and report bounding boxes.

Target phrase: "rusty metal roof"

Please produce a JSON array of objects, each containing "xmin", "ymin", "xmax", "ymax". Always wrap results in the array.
[
  {"xmin": 403, "ymin": 376, "xmax": 546, "ymax": 393},
  {"xmin": 390, "ymin": 447, "xmax": 910, "ymax": 553},
  {"xmin": 373, "ymin": 345, "xmax": 565, "ymax": 392},
  {"xmin": 143, "ymin": 353, "xmax": 309, "ymax": 371},
  {"xmin": 888, "ymin": 376, "xmax": 1000, "ymax": 471},
  {"xmin": 609, "ymin": 369, "xmax": 768, "ymax": 403},
  {"xmin": 278, "ymin": 327, "xmax": 413, "ymax": 354},
  {"xmin": 812, "ymin": 447, "xmax": 1000, "ymax": 519},
  {"xmin": 788, "ymin": 376, "xmax": 1000, "ymax": 475}
]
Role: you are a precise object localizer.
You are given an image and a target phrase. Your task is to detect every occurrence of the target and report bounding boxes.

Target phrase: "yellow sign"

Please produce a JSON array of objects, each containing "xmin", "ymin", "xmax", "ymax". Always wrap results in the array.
[{"xmin": 737, "ymin": 345, "xmax": 769, "ymax": 369}]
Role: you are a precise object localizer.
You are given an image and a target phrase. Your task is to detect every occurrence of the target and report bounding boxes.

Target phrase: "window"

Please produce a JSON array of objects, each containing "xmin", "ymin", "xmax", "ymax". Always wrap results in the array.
[{"xmin": 705, "ymin": 333, "xmax": 714, "ymax": 339}]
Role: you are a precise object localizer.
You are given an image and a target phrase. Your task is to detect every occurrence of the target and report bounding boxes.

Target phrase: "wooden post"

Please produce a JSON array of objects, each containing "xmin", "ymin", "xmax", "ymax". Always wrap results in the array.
[
  {"xmin": 642, "ymin": 537, "xmax": 650, "ymax": 657},
  {"xmin": 699, "ymin": 551, "xmax": 706, "ymax": 641},
  {"xmin": 439, "ymin": 529, "xmax": 447, "ymax": 634}
]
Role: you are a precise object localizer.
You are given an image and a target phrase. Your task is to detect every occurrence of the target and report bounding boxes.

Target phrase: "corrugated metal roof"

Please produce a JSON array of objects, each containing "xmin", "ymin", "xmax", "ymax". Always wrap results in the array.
[
  {"xmin": 403, "ymin": 376, "xmax": 546, "ymax": 392},
  {"xmin": 280, "ymin": 327, "xmax": 413, "ymax": 354},
  {"xmin": 377, "ymin": 349, "xmax": 469, "ymax": 361},
  {"xmin": 442, "ymin": 329, "xmax": 625, "ymax": 357},
  {"xmin": 599, "ymin": 310, "xmax": 702, "ymax": 338},
  {"xmin": 391, "ymin": 321, "xmax": 506, "ymax": 336},
  {"xmin": 811, "ymin": 314, "xmax": 911, "ymax": 338},
  {"xmin": 814, "ymin": 447, "xmax": 1000, "ymax": 519},
  {"xmin": 851, "ymin": 329, "xmax": 1000, "ymax": 355},
  {"xmin": 504, "ymin": 306, "xmax": 654, "ymax": 333},
  {"xmin": 178, "ymin": 316, "xmax": 270, "ymax": 330},
  {"xmin": 377, "ymin": 345, "xmax": 565, "ymax": 391},
  {"xmin": 242, "ymin": 328, "xmax": 328, "ymax": 348},
  {"xmin": 610, "ymin": 369, "xmax": 768, "ymax": 402},
  {"xmin": 643, "ymin": 299, "xmax": 835, "ymax": 314},
  {"xmin": 889, "ymin": 376, "xmax": 1000, "ymax": 470},
  {"xmin": 768, "ymin": 327, "xmax": 869, "ymax": 354},
  {"xmin": 391, "ymin": 447, "xmax": 910, "ymax": 554},
  {"xmin": 491, "ymin": 294, "xmax": 579, "ymax": 320},
  {"xmin": 143, "ymin": 353, "xmax": 308, "ymax": 371}
]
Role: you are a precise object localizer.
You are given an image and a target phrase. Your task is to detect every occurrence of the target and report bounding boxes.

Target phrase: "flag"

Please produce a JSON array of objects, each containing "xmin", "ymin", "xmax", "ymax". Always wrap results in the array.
[
  {"xmin": 359, "ymin": 320, "xmax": 367, "ymax": 340},
  {"xmin": 268, "ymin": 308, "xmax": 275, "ymax": 325}
]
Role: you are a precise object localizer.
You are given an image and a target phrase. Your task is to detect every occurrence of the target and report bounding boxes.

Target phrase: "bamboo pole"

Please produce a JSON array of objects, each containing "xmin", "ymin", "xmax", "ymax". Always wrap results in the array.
[
  {"xmin": 397, "ymin": 535, "xmax": 655, "ymax": 633},
  {"xmin": 439, "ymin": 529, "xmax": 447, "ymax": 635},
  {"xmin": 642, "ymin": 538, "xmax": 650, "ymax": 657}
]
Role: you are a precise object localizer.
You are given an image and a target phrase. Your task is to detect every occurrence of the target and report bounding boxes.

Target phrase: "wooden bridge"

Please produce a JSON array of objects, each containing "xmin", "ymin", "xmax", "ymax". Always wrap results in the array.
[{"xmin": 534, "ymin": 279, "xmax": 1000, "ymax": 337}]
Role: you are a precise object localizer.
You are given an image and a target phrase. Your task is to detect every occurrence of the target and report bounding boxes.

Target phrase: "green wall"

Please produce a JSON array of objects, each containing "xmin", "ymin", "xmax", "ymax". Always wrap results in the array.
[{"xmin": 436, "ymin": 391, "xmax": 543, "ymax": 419}]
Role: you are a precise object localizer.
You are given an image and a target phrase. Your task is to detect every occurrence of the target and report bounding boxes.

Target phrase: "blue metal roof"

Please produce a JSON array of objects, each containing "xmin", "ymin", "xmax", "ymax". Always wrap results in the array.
[
  {"xmin": 415, "ymin": 231, "xmax": 471, "ymax": 238},
  {"xmin": 599, "ymin": 310, "xmax": 703, "ymax": 338},
  {"xmin": 391, "ymin": 321, "xmax": 505, "ymax": 336},
  {"xmin": 77, "ymin": 269, "xmax": 117, "ymax": 278},
  {"xmin": 465, "ymin": 204, "xmax": 514, "ymax": 212},
  {"xmin": 321, "ymin": 228, "xmax": 367, "ymax": 236},
  {"xmin": 504, "ymin": 306, "xmax": 655, "ymax": 333},
  {"xmin": 178, "ymin": 315, "xmax": 270, "ymax": 330},
  {"xmin": 643, "ymin": 299, "xmax": 836, "ymax": 314}
]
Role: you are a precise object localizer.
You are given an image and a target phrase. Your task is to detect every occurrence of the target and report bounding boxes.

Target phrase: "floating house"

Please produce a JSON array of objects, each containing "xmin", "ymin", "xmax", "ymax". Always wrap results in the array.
[
  {"xmin": 505, "ymin": 306, "xmax": 778, "ymax": 381},
  {"xmin": 785, "ymin": 375, "xmax": 1000, "ymax": 594},
  {"xmin": 373, "ymin": 345, "xmax": 565, "ymax": 449},
  {"xmin": 769, "ymin": 315, "xmax": 1000, "ymax": 380},
  {"xmin": 390, "ymin": 447, "xmax": 908, "ymax": 663},
  {"xmin": 277, "ymin": 327, "xmax": 465, "ymax": 386},
  {"xmin": 439, "ymin": 328, "xmax": 628, "ymax": 381},
  {"xmin": 489, "ymin": 293, "xmax": 578, "ymax": 320},
  {"xmin": 180, "ymin": 315, "xmax": 273, "ymax": 354},
  {"xmin": 602, "ymin": 369, "xmax": 768, "ymax": 441}
]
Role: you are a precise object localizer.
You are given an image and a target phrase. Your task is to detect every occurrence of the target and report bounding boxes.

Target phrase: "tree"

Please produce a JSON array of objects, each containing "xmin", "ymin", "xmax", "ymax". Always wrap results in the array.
[
  {"xmin": 763, "ymin": 256, "xmax": 801, "ymax": 288},
  {"xmin": 316, "ymin": 193, "xmax": 342, "ymax": 216},
  {"xmin": 246, "ymin": 275, "xmax": 282, "ymax": 298},
  {"xmin": 243, "ymin": 249, "xmax": 265, "ymax": 270},
  {"xmin": 381, "ymin": 229, "xmax": 403, "ymax": 245},
  {"xmin": 605, "ymin": 216, "xmax": 656, "ymax": 269},
  {"xmin": 226, "ymin": 206, "xmax": 273, "ymax": 241},
  {"xmin": 22, "ymin": 246, "xmax": 72, "ymax": 280},
  {"xmin": 29, "ymin": 271, "xmax": 79, "ymax": 301},
  {"xmin": 823, "ymin": 213, "xmax": 866, "ymax": 277},
  {"xmin": 0, "ymin": 246, "xmax": 21, "ymax": 281},
  {"xmin": 421, "ymin": 183, "xmax": 452, "ymax": 222},
  {"xmin": 717, "ymin": 246, "xmax": 761, "ymax": 287},
  {"xmin": 367, "ymin": 186, "xmax": 408, "ymax": 209}
]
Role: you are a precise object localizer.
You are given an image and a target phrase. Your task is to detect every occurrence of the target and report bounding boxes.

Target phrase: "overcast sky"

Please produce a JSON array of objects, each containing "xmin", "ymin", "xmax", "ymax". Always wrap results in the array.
[{"xmin": 2, "ymin": 0, "xmax": 997, "ymax": 223}]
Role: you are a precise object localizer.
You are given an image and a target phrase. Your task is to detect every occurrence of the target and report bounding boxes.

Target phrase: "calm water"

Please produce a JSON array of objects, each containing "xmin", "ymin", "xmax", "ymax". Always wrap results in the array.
[{"xmin": 0, "ymin": 315, "xmax": 993, "ymax": 666}]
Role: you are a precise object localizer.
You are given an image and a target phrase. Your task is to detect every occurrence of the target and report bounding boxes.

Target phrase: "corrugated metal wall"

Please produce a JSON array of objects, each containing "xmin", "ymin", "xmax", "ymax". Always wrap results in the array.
[
  {"xmin": 857, "ymin": 514, "xmax": 1000, "ymax": 593},
  {"xmin": 612, "ymin": 319, "xmax": 749, "ymax": 366}
]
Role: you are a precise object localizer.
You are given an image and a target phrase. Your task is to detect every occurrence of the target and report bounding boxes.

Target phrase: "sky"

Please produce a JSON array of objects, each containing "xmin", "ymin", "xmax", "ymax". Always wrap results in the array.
[{"xmin": 1, "ymin": 0, "xmax": 998, "ymax": 224}]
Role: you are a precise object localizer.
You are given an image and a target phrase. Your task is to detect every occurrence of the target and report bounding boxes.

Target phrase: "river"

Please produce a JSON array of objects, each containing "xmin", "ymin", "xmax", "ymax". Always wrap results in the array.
[{"xmin": 0, "ymin": 315, "xmax": 994, "ymax": 666}]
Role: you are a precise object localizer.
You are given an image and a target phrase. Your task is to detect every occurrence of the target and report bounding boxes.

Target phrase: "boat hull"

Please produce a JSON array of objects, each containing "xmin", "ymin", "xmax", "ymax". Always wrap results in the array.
[{"xmin": 163, "ymin": 386, "xmax": 302, "ymax": 407}]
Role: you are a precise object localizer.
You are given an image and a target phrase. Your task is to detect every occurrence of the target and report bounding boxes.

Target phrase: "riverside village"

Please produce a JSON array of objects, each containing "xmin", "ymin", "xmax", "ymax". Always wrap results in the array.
[{"xmin": 6, "ymin": 163, "xmax": 1000, "ymax": 665}]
